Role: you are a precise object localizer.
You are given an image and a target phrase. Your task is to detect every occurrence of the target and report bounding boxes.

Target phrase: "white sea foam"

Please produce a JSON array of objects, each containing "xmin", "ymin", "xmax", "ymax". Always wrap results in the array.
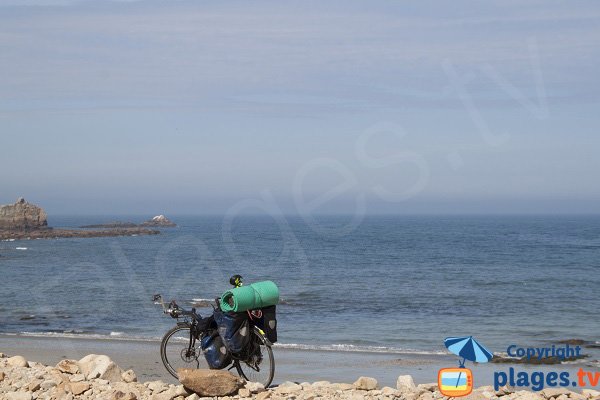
[
  {"xmin": 11, "ymin": 331, "xmax": 162, "ymax": 342},
  {"xmin": 4, "ymin": 331, "xmax": 445, "ymax": 355},
  {"xmin": 190, "ymin": 298, "xmax": 215, "ymax": 307},
  {"xmin": 272, "ymin": 342, "xmax": 447, "ymax": 355},
  {"xmin": 15, "ymin": 247, "xmax": 27, "ymax": 250}
]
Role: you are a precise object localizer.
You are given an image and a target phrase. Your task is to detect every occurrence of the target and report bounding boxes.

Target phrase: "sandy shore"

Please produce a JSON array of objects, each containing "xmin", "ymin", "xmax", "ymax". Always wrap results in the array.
[
  {"xmin": 1, "ymin": 335, "xmax": 596, "ymax": 390},
  {"xmin": 0, "ymin": 335, "xmax": 444, "ymax": 387}
]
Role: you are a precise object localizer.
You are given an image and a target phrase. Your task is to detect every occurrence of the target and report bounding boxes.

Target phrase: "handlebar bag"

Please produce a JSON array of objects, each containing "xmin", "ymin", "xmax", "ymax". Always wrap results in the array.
[
  {"xmin": 256, "ymin": 305, "xmax": 277, "ymax": 343},
  {"xmin": 213, "ymin": 309, "xmax": 250, "ymax": 354},
  {"xmin": 200, "ymin": 331, "xmax": 232, "ymax": 369}
]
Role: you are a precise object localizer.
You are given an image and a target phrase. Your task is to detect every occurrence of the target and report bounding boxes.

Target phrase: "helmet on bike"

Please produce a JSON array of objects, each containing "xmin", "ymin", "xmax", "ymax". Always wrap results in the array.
[{"xmin": 229, "ymin": 274, "xmax": 243, "ymax": 288}]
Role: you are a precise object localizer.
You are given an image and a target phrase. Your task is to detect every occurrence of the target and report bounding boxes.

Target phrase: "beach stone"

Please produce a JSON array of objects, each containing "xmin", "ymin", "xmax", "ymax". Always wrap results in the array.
[
  {"xmin": 568, "ymin": 393, "xmax": 586, "ymax": 400},
  {"xmin": 6, "ymin": 393, "xmax": 32, "ymax": 400},
  {"xmin": 40, "ymin": 380, "xmax": 57, "ymax": 390},
  {"xmin": 113, "ymin": 391, "xmax": 138, "ymax": 400},
  {"xmin": 403, "ymin": 391, "xmax": 423, "ymax": 400},
  {"xmin": 122, "ymin": 369, "xmax": 137, "ymax": 383},
  {"xmin": 69, "ymin": 373, "xmax": 85, "ymax": 382},
  {"xmin": 56, "ymin": 359, "xmax": 80, "ymax": 374},
  {"xmin": 178, "ymin": 369, "xmax": 243, "ymax": 397},
  {"xmin": 582, "ymin": 389, "xmax": 600, "ymax": 398},
  {"xmin": 350, "ymin": 393, "xmax": 366, "ymax": 400},
  {"xmin": 184, "ymin": 395, "xmax": 200, "ymax": 400},
  {"xmin": 69, "ymin": 381, "xmax": 90, "ymax": 395},
  {"xmin": 174, "ymin": 385, "xmax": 190, "ymax": 396},
  {"xmin": 418, "ymin": 383, "xmax": 438, "ymax": 392},
  {"xmin": 496, "ymin": 385, "xmax": 516, "ymax": 395},
  {"xmin": 0, "ymin": 352, "xmax": 6, "ymax": 358},
  {"xmin": 238, "ymin": 388, "xmax": 251, "ymax": 397},
  {"xmin": 28, "ymin": 379, "xmax": 42, "ymax": 392},
  {"xmin": 419, "ymin": 392, "xmax": 436, "ymax": 400},
  {"xmin": 481, "ymin": 389, "xmax": 497, "ymax": 399},
  {"xmin": 7, "ymin": 356, "xmax": 29, "ymax": 368},
  {"xmin": 0, "ymin": 371, "xmax": 5, "ymax": 381},
  {"xmin": 512, "ymin": 390, "xmax": 544, "ymax": 400},
  {"xmin": 275, "ymin": 382, "xmax": 303, "ymax": 394},
  {"xmin": 382, "ymin": 386, "xmax": 398, "ymax": 396},
  {"xmin": 151, "ymin": 386, "xmax": 180, "ymax": 400},
  {"xmin": 148, "ymin": 381, "xmax": 168, "ymax": 393},
  {"xmin": 78, "ymin": 354, "xmax": 124, "ymax": 382},
  {"xmin": 330, "ymin": 383, "xmax": 355, "ymax": 391},
  {"xmin": 458, "ymin": 391, "xmax": 488, "ymax": 400},
  {"xmin": 312, "ymin": 381, "xmax": 331, "ymax": 387},
  {"xmin": 397, "ymin": 375, "xmax": 416, "ymax": 392},
  {"xmin": 354, "ymin": 377, "xmax": 378, "ymax": 391},
  {"xmin": 245, "ymin": 381, "xmax": 265, "ymax": 393},
  {"xmin": 542, "ymin": 389, "xmax": 573, "ymax": 399},
  {"xmin": 256, "ymin": 391, "xmax": 272, "ymax": 400}
]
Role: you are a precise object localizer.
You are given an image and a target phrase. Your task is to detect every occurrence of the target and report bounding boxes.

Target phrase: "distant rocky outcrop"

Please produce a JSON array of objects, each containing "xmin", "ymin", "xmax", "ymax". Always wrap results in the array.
[
  {"xmin": 79, "ymin": 215, "xmax": 177, "ymax": 229},
  {"xmin": 0, "ymin": 198, "xmax": 48, "ymax": 230},
  {"xmin": 0, "ymin": 198, "xmax": 160, "ymax": 241},
  {"xmin": 141, "ymin": 215, "xmax": 176, "ymax": 227},
  {"xmin": 80, "ymin": 222, "xmax": 138, "ymax": 229}
]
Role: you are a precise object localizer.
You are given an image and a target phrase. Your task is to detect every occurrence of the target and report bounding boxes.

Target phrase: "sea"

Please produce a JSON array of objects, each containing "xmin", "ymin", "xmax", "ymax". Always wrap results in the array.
[{"xmin": 1, "ymin": 215, "xmax": 599, "ymax": 364}]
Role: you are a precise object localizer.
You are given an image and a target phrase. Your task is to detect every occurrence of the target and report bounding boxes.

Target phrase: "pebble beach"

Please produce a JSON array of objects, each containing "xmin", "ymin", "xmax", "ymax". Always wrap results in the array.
[{"xmin": 2, "ymin": 350, "xmax": 600, "ymax": 400}]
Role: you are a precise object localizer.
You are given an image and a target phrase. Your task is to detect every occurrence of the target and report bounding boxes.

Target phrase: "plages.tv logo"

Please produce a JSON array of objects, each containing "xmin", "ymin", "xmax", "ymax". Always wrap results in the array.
[{"xmin": 438, "ymin": 336, "xmax": 494, "ymax": 397}]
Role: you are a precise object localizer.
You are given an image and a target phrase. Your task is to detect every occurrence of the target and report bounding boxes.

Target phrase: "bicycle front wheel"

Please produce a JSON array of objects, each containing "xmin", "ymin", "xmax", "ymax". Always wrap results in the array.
[
  {"xmin": 160, "ymin": 324, "xmax": 207, "ymax": 379},
  {"xmin": 235, "ymin": 327, "xmax": 275, "ymax": 388}
]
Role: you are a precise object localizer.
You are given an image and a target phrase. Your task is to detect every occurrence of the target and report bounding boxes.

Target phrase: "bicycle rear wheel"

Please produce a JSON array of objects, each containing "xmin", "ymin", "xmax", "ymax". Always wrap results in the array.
[
  {"xmin": 234, "ymin": 327, "xmax": 275, "ymax": 388},
  {"xmin": 160, "ymin": 324, "xmax": 207, "ymax": 379}
]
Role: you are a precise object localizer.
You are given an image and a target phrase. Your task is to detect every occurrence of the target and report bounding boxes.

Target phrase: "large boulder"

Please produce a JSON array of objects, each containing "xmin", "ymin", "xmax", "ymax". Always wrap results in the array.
[
  {"xmin": 178, "ymin": 368, "xmax": 243, "ymax": 397},
  {"xmin": 7, "ymin": 355, "xmax": 29, "ymax": 368},
  {"xmin": 77, "ymin": 354, "xmax": 124, "ymax": 382},
  {"xmin": 397, "ymin": 375, "xmax": 416, "ymax": 392},
  {"xmin": 353, "ymin": 376, "xmax": 378, "ymax": 390},
  {"xmin": 0, "ymin": 198, "xmax": 48, "ymax": 230}
]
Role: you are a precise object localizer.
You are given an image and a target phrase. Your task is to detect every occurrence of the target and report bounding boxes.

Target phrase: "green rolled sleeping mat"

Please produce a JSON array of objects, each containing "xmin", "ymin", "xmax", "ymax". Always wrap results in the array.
[{"xmin": 220, "ymin": 280, "xmax": 279, "ymax": 313}]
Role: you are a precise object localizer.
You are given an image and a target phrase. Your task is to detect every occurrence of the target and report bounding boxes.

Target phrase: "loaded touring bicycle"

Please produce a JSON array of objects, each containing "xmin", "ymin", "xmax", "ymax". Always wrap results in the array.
[{"xmin": 154, "ymin": 276, "xmax": 278, "ymax": 387}]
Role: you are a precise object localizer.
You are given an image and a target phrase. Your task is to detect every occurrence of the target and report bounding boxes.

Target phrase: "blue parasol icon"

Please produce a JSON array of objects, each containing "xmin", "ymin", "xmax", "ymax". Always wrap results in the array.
[{"xmin": 444, "ymin": 336, "xmax": 494, "ymax": 367}]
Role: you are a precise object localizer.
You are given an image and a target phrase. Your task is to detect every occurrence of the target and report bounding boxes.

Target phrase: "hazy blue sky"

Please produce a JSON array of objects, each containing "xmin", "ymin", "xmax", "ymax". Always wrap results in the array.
[{"xmin": 1, "ymin": 1, "xmax": 599, "ymax": 215}]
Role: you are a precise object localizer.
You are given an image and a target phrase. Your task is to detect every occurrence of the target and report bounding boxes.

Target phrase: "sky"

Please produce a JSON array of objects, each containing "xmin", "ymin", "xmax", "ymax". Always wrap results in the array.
[{"xmin": 1, "ymin": 0, "xmax": 599, "ymax": 215}]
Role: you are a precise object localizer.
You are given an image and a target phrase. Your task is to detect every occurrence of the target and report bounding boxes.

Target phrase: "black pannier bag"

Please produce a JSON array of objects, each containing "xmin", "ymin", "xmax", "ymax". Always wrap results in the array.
[
  {"xmin": 213, "ymin": 308, "xmax": 250, "ymax": 354},
  {"xmin": 201, "ymin": 331, "xmax": 232, "ymax": 369},
  {"xmin": 257, "ymin": 305, "xmax": 277, "ymax": 343},
  {"xmin": 196, "ymin": 313, "xmax": 216, "ymax": 333}
]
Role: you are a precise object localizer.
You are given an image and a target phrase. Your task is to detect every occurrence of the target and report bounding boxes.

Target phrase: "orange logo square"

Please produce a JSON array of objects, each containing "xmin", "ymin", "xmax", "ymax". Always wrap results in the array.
[{"xmin": 438, "ymin": 367, "xmax": 473, "ymax": 397}]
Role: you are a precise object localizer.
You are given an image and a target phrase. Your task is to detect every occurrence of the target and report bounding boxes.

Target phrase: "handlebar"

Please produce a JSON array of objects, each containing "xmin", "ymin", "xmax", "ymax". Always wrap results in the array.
[
  {"xmin": 153, "ymin": 273, "xmax": 242, "ymax": 318},
  {"xmin": 153, "ymin": 294, "xmax": 201, "ymax": 320}
]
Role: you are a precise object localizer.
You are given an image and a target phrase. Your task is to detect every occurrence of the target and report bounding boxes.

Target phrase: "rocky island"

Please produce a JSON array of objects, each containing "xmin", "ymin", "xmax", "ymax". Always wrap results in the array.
[
  {"xmin": 0, "ymin": 198, "xmax": 160, "ymax": 241},
  {"xmin": 79, "ymin": 215, "xmax": 176, "ymax": 229},
  {"xmin": 140, "ymin": 215, "xmax": 176, "ymax": 227}
]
